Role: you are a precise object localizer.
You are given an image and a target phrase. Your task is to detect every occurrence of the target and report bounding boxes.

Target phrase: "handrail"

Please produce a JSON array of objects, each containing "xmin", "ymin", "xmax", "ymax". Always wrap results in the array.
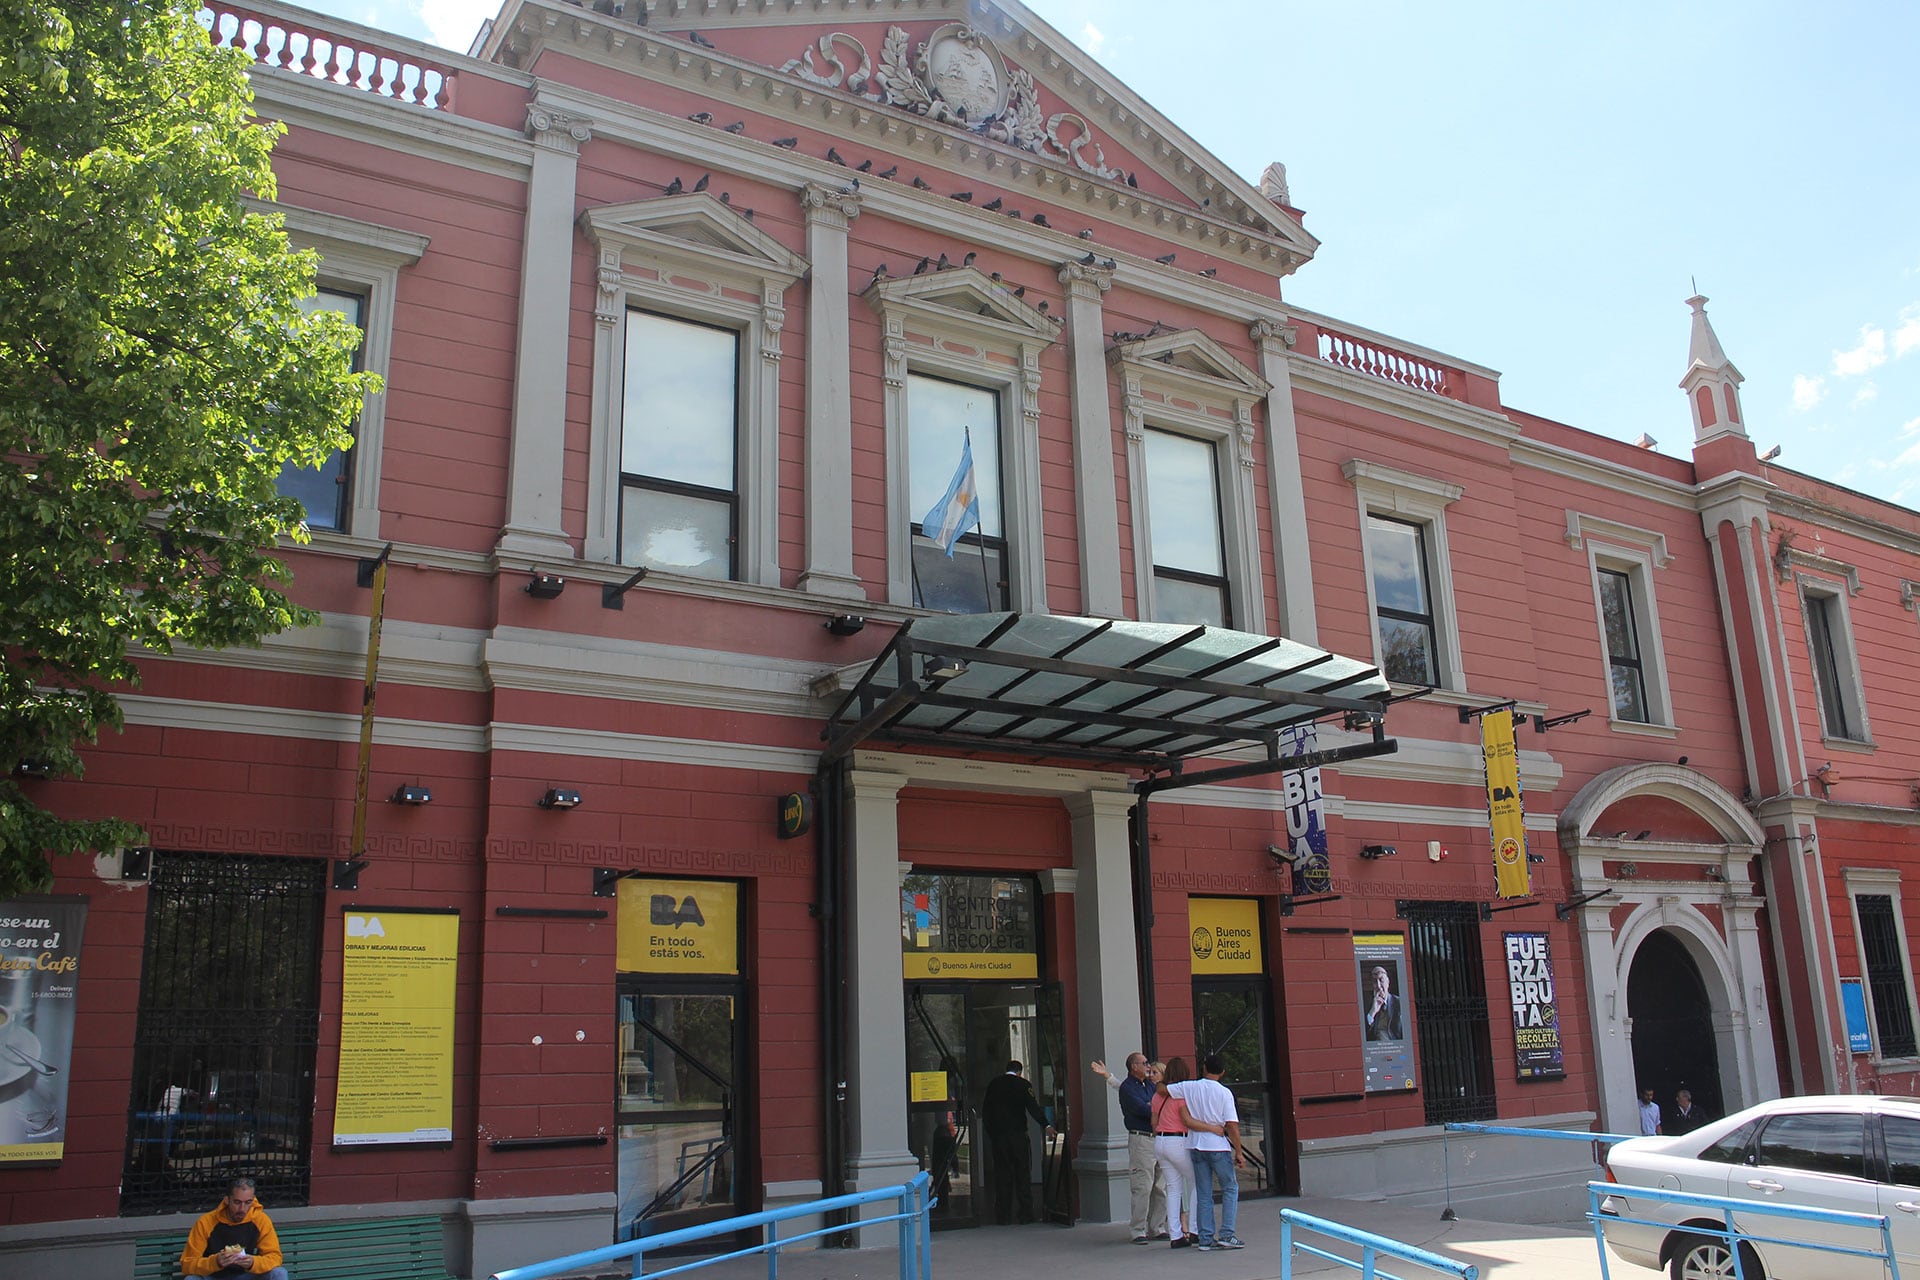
[
  {"xmin": 1280, "ymin": 1208, "xmax": 1478, "ymax": 1279},
  {"xmin": 1589, "ymin": 1180, "xmax": 1901, "ymax": 1280},
  {"xmin": 489, "ymin": 1172, "xmax": 933, "ymax": 1280},
  {"xmin": 1437, "ymin": 1121, "xmax": 1630, "ymax": 1221}
]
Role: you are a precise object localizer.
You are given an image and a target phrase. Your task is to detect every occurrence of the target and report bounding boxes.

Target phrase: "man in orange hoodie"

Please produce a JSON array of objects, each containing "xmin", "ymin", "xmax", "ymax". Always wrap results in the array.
[{"xmin": 179, "ymin": 1177, "xmax": 287, "ymax": 1279}]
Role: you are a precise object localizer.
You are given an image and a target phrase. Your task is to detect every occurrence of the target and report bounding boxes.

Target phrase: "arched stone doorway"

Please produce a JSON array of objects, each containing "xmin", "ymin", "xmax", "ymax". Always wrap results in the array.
[
  {"xmin": 1627, "ymin": 929, "xmax": 1724, "ymax": 1120},
  {"xmin": 1558, "ymin": 762, "xmax": 1777, "ymax": 1134}
]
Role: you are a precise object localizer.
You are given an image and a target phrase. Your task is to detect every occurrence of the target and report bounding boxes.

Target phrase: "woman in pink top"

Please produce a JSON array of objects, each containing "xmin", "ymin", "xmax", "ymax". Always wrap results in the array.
[{"xmin": 1150, "ymin": 1057, "xmax": 1223, "ymax": 1247}]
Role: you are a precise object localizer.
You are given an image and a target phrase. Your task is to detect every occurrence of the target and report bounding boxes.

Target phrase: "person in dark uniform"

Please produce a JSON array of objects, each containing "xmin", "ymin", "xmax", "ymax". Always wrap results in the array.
[
  {"xmin": 981, "ymin": 1059, "xmax": 1055, "ymax": 1224},
  {"xmin": 1667, "ymin": 1088, "xmax": 1713, "ymax": 1136}
]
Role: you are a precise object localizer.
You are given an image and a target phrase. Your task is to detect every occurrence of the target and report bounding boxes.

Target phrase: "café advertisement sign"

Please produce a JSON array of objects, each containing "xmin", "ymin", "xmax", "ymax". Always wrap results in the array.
[
  {"xmin": 1504, "ymin": 931, "xmax": 1565, "ymax": 1079},
  {"xmin": 335, "ymin": 908, "xmax": 458, "ymax": 1146},
  {"xmin": 0, "ymin": 896, "xmax": 87, "ymax": 1164},
  {"xmin": 902, "ymin": 873, "xmax": 1038, "ymax": 980}
]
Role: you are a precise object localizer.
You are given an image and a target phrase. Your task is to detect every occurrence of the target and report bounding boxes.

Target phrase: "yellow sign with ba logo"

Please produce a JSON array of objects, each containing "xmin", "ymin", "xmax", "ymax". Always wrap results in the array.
[
  {"xmin": 1189, "ymin": 897, "xmax": 1263, "ymax": 974},
  {"xmin": 617, "ymin": 879, "xmax": 739, "ymax": 975},
  {"xmin": 1482, "ymin": 709, "xmax": 1531, "ymax": 899}
]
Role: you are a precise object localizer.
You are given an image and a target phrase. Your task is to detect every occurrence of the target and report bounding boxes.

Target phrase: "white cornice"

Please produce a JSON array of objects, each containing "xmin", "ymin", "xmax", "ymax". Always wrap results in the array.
[
  {"xmin": 141, "ymin": 614, "xmax": 489, "ymax": 693},
  {"xmin": 118, "ymin": 693, "xmax": 489, "ymax": 753},
  {"xmin": 1291, "ymin": 357, "xmax": 1521, "ymax": 450},
  {"xmin": 483, "ymin": 631, "xmax": 827, "ymax": 718},
  {"xmin": 1509, "ymin": 435, "xmax": 1697, "ymax": 509},
  {"xmin": 493, "ymin": 722, "xmax": 818, "ymax": 774},
  {"xmin": 253, "ymin": 71, "xmax": 534, "ymax": 181},
  {"xmin": 1771, "ymin": 489, "xmax": 1920, "ymax": 559}
]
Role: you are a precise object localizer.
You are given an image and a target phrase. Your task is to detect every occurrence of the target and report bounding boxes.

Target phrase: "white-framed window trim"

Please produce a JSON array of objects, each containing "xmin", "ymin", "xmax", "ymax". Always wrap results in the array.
[
  {"xmin": 1111, "ymin": 331, "xmax": 1269, "ymax": 633},
  {"xmin": 582, "ymin": 196, "xmax": 807, "ymax": 588},
  {"xmin": 1568, "ymin": 512, "xmax": 1676, "ymax": 729},
  {"xmin": 1343, "ymin": 459, "xmax": 1465, "ymax": 691},
  {"xmin": 271, "ymin": 203, "xmax": 429, "ymax": 543},
  {"xmin": 1797, "ymin": 570, "xmax": 1871, "ymax": 745},
  {"xmin": 1844, "ymin": 867, "xmax": 1920, "ymax": 1061},
  {"xmin": 869, "ymin": 268, "xmax": 1058, "ymax": 611}
]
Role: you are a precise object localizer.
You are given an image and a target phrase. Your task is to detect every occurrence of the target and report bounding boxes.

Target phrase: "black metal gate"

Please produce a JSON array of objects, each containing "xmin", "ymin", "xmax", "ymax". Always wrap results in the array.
[
  {"xmin": 1402, "ymin": 901, "xmax": 1496, "ymax": 1125},
  {"xmin": 121, "ymin": 852, "xmax": 327, "ymax": 1215}
]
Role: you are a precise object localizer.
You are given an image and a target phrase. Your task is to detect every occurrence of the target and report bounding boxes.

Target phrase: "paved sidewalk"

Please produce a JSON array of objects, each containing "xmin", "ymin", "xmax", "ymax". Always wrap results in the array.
[{"xmin": 647, "ymin": 1197, "xmax": 1637, "ymax": 1280}]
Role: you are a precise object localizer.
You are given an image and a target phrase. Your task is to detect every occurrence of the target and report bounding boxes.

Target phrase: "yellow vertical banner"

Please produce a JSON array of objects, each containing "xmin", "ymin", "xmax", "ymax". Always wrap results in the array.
[
  {"xmin": 335, "ymin": 909, "xmax": 458, "ymax": 1146},
  {"xmin": 1483, "ymin": 709, "xmax": 1531, "ymax": 898}
]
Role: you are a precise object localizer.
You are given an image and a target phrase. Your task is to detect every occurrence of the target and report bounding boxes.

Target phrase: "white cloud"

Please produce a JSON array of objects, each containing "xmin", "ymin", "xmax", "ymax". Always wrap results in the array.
[
  {"xmin": 1892, "ymin": 436, "xmax": 1920, "ymax": 470},
  {"xmin": 1853, "ymin": 382, "xmax": 1879, "ymax": 408},
  {"xmin": 1832, "ymin": 325, "xmax": 1888, "ymax": 377},
  {"xmin": 1080, "ymin": 22, "xmax": 1107, "ymax": 56},
  {"xmin": 416, "ymin": 0, "xmax": 492, "ymax": 51},
  {"xmin": 1896, "ymin": 306, "xmax": 1920, "ymax": 358},
  {"xmin": 1791, "ymin": 374, "xmax": 1826, "ymax": 411},
  {"xmin": 1903, "ymin": 415, "xmax": 1920, "ymax": 437}
]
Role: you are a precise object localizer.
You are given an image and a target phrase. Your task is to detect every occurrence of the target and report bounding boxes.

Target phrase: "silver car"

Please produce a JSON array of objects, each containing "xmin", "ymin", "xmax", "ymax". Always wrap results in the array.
[{"xmin": 1599, "ymin": 1095, "xmax": 1920, "ymax": 1280}]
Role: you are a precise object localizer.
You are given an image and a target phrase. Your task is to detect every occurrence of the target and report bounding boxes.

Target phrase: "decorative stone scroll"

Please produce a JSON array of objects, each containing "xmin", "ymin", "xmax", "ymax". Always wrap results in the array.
[{"xmin": 776, "ymin": 23, "xmax": 1126, "ymax": 182}]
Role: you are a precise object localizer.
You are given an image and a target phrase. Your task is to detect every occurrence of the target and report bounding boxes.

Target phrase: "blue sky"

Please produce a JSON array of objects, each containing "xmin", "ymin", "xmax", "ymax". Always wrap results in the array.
[{"xmin": 298, "ymin": 1, "xmax": 1920, "ymax": 505}]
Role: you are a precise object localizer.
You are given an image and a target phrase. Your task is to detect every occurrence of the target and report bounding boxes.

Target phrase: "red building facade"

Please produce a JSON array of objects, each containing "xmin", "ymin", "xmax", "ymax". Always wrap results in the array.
[{"xmin": 3, "ymin": 3, "xmax": 1918, "ymax": 1276}]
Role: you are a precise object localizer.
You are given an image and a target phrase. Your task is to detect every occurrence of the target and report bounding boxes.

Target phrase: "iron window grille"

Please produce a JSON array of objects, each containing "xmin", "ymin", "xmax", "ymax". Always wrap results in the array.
[
  {"xmin": 1404, "ymin": 900, "xmax": 1497, "ymax": 1125},
  {"xmin": 1858, "ymin": 894, "xmax": 1918, "ymax": 1058},
  {"xmin": 120, "ymin": 851, "xmax": 327, "ymax": 1215}
]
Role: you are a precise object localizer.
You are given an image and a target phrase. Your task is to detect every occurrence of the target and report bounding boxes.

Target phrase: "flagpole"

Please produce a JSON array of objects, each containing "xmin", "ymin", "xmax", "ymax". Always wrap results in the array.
[{"xmin": 966, "ymin": 425, "xmax": 993, "ymax": 610}]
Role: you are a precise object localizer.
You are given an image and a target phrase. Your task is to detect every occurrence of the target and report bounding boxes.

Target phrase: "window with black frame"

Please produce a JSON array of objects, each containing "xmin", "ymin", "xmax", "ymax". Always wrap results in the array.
[
  {"xmin": 1803, "ymin": 589, "xmax": 1861, "ymax": 740},
  {"xmin": 1404, "ymin": 901, "xmax": 1496, "ymax": 1125},
  {"xmin": 620, "ymin": 310, "xmax": 740, "ymax": 580},
  {"xmin": 908, "ymin": 373, "xmax": 1006, "ymax": 613},
  {"xmin": 1857, "ymin": 893, "xmax": 1918, "ymax": 1058},
  {"xmin": 1597, "ymin": 568, "xmax": 1650, "ymax": 722},
  {"xmin": 277, "ymin": 288, "xmax": 365, "ymax": 532},
  {"xmin": 1367, "ymin": 514, "xmax": 1440, "ymax": 686},
  {"xmin": 1144, "ymin": 428, "xmax": 1230, "ymax": 627}
]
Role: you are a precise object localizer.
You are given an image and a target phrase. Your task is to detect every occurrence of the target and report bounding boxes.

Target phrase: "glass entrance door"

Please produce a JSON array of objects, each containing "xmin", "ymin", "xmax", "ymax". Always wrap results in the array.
[
  {"xmin": 616, "ymin": 984, "xmax": 743, "ymax": 1241},
  {"xmin": 1192, "ymin": 979, "xmax": 1279, "ymax": 1195},
  {"xmin": 905, "ymin": 982, "xmax": 1070, "ymax": 1228}
]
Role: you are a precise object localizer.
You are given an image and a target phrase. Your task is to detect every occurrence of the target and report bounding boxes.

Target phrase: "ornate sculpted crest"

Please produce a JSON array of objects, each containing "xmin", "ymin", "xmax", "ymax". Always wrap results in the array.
[{"xmin": 778, "ymin": 24, "xmax": 1125, "ymax": 182}]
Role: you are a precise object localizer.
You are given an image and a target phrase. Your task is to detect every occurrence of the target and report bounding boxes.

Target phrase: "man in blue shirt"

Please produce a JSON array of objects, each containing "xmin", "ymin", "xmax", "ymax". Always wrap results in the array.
[{"xmin": 1092, "ymin": 1054, "xmax": 1167, "ymax": 1242}]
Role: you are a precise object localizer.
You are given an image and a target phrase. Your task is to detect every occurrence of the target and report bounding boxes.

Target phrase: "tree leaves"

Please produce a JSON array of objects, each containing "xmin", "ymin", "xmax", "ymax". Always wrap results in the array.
[{"xmin": 0, "ymin": 1, "xmax": 374, "ymax": 895}]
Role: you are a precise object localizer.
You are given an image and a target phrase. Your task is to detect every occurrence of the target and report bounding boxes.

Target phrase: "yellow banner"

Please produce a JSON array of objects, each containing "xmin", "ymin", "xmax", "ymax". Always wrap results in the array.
[
  {"xmin": 1189, "ymin": 897, "xmax": 1263, "ymax": 974},
  {"xmin": 903, "ymin": 951, "xmax": 1038, "ymax": 980},
  {"xmin": 617, "ymin": 880, "xmax": 739, "ymax": 974},
  {"xmin": 335, "ymin": 910, "xmax": 458, "ymax": 1146},
  {"xmin": 1483, "ymin": 709, "xmax": 1531, "ymax": 898}
]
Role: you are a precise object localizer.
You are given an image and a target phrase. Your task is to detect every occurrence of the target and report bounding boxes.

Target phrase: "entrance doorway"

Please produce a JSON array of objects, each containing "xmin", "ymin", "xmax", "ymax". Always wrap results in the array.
[
  {"xmin": 1192, "ymin": 979, "xmax": 1281, "ymax": 1194},
  {"xmin": 615, "ymin": 981, "xmax": 745, "ymax": 1240},
  {"xmin": 1628, "ymin": 929, "xmax": 1723, "ymax": 1119},
  {"xmin": 905, "ymin": 982, "xmax": 1070, "ymax": 1228}
]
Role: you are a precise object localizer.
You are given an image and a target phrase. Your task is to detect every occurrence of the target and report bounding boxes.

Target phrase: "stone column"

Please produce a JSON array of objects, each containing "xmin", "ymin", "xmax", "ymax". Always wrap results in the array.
[
  {"xmin": 843, "ymin": 769, "xmax": 918, "ymax": 1198},
  {"xmin": 1251, "ymin": 319, "xmax": 1317, "ymax": 642},
  {"xmin": 1059, "ymin": 261, "xmax": 1122, "ymax": 617},
  {"xmin": 497, "ymin": 105, "xmax": 590, "ymax": 562},
  {"xmin": 800, "ymin": 184, "xmax": 865, "ymax": 599},
  {"xmin": 1066, "ymin": 787, "xmax": 1141, "ymax": 1223}
]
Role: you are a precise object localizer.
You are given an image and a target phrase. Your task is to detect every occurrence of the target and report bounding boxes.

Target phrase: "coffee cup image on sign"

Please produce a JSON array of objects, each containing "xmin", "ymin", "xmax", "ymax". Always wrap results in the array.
[{"xmin": 1361, "ymin": 963, "xmax": 1404, "ymax": 1041}]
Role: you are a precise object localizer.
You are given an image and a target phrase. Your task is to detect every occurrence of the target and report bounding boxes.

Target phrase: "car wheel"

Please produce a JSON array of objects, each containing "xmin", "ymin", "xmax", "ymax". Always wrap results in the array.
[{"xmin": 1668, "ymin": 1233, "xmax": 1762, "ymax": 1280}]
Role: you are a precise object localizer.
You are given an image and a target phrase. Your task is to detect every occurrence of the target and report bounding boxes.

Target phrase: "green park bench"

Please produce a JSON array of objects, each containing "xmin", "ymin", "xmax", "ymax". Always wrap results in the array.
[{"xmin": 135, "ymin": 1214, "xmax": 451, "ymax": 1280}]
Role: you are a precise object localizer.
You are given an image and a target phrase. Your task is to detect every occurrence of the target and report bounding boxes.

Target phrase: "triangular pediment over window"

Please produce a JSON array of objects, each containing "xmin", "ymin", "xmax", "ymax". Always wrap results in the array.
[
  {"xmin": 866, "ymin": 265, "xmax": 1060, "ymax": 342},
  {"xmin": 1109, "ymin": 328, "xmax": 1270, "ymax": 398},
  {"xmin": 581, "ymin": 193, "xmax": 808, "ymax": 284}
]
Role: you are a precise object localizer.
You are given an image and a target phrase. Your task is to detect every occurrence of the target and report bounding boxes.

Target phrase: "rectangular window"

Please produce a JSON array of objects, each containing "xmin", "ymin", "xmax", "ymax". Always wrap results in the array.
[
  {"xmin": 1144, "ymin": 429, "xmax": 1230, "ymax": 626},
  {"xmin": 909, "ymin": 373, "xmax": 1006, "ymax": 614},
  {"xmin": 621, "ymin": 310, "xmax": 739, "ymax": 580},
  {"xmin": 1367, "ymin": 514, "xmax": 1438, "ymax": 686},
  {"xmin": 1858, "ymin": 894, "xmax": 1918, "ymax": 1057},
  {"xmin": 279, "ymin": 288, "xmax": 365, "ymax": 531},
  {"xmin": 1804, "ymin": 591, "xmax": 1859, "ymax": 739},
  {"xmin": 1404, "ymin": 900, "xmax": 1497, "ymax": 1125},
  {"xmin": 1598, "ymin": 568, "xmax": 1650, "ymax": 722}
]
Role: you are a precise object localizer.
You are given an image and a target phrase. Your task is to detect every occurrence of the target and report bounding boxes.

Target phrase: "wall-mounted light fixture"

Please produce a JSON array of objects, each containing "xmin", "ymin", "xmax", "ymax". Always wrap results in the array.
[
  {"xmin": 826, "ymin": 614, "xmax": 866, "ymax": 636},
  {"xmin": 12, "ymin": 759, "xmax": 51, "ymax": 779},
  {"xmin": 1760, "ymin": 444, "xmax": 1783, "ymax": 462},
  {"xmin": 525, "ymin": 573, "xmax": 566, "ymax": 600},
  {"xmin": 1266, "ymin": 843, "xmax": 1302, "ymax": 870},
  {"xmin": 923, "ymin": 657, "xmax": 968, "ymax": 683},
  {"xmin": 1359, "ymin": 844, "xmax": 1398, "ymax": 860},
  {"xmin": 539, "ymin": 788, "xmax": 583, "ymax": 810},
  {"xmin": 1702, "ymin": 865, "xmax": 1726, "ymax": 882},
  {"xmin": 391, "ymin": 784, "xmax": 433, "ymax": 806}
]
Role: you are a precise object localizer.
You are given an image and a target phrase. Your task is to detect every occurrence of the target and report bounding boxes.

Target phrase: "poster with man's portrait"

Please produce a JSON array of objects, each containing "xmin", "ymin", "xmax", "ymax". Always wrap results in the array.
[{"xmin": 1354, "ymin": 934, "xmax": 1417, "ymax": 1093}]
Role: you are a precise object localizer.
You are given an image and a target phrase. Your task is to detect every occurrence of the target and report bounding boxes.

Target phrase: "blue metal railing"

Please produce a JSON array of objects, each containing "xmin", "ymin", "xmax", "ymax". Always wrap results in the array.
[
  {"xmin": 1280, "ymin": 1208, "xmax": 1478, "ymax": 1280},
  {"xmin": 488, "ymin": 1172, "xmax": 934, "ymax": 1280},
  {"xmin": 1588, "ymin": 1180, "xmax": 1902, "ymax": 1280},
  {"xmin": 1438, "ymin": 1122, "xmax": 1636, "ymax": 1220}
]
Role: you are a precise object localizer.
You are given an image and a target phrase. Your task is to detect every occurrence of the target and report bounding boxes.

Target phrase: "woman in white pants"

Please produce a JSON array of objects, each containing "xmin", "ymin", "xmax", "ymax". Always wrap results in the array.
[{"xmin": 1150, "ymin": 1057, "xmax": 1220, "ymax": 1247}]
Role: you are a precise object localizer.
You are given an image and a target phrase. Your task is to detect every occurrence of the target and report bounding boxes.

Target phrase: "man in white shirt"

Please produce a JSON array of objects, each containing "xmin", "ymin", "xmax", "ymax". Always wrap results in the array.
[
  {"xmin": 1170, "ymin": 1054, "xmax": 1245, "ymax": 1250},
  {"xmin": 1638, "ymin": 1086, "xmax": 1663, "ymax": 1136}
]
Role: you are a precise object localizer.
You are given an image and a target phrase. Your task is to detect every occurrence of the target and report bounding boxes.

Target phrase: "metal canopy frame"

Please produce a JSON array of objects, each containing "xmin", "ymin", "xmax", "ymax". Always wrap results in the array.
[{"xmin": 820, "ymin": 612, "xmax": 1397, "ymax": 786}]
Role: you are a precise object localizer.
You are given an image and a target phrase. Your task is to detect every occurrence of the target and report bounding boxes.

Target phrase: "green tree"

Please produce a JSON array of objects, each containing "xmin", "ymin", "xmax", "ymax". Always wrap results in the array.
[{"xmin": 0, "ymin": 2, "xmax": 373, "ymax": 894}]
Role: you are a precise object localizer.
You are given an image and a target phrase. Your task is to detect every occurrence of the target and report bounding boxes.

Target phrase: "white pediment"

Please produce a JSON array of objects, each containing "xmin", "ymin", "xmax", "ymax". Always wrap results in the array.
[
  {"xmin": 1110, "ymin": 328, "xmax": 1270, "ymax": 399},
  {"xmin": 581, "ymin": 193, "xmax": 808, "ymax": 284},
  {"xmin": 866, "ymin": 264, "xmax": 1060, "ymax": 341}
]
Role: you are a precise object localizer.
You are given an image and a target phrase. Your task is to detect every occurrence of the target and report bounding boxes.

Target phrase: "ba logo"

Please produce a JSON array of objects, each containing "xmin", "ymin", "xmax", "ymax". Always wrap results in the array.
[
  {"xmin": 650, "ymin": 895, "xmax": 707, "ymax": 928},
  {"xmin": 1497, "ymin": 837, "xmax": 1522, "ymax": 866},
  {"xmin": 346, "ymin": 915, "xmax": 385, "ymax": 938},
  {"xmin": 1491, "ymin": 786, "xmax": 1517, "ymax": 802},
  {"xmin": 1191, "ymin": 926, "xmax": 1214, "ymax": 960}
]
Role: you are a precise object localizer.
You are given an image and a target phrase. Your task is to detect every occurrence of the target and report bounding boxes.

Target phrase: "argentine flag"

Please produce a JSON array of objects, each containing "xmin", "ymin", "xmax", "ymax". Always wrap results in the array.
[{"xmin": 920, "ymin": 435, "xmax": 981, "ymax": 557}]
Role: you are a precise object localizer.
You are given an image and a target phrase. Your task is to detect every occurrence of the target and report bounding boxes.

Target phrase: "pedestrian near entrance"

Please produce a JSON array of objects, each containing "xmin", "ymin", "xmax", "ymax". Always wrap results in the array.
[
  {"xmin": 1091, "ymin": 1054, "xmax": 1168, "ymax": 1242},
  {"xmin": 1667, "ymin": 1088, "xmax": 1712, "ymax": 1136},
  {"xmin": 982, "ymin": 1059, "xmax": 1055, "ymax": 1225},
  {"xmin": 1151, "ymin": 1057, "xmax": 1205, "ymax": 1248},
  {"xmin": 1638, "ymin": 1086, "xmax": 1663, "ymax": 1136},
  {"xmin": 1173, "ymin": 1054, "xmax": 1246, "ymax": 1251},
  {"xmin": 179, "ymin": 1176, "xmax": 288, "ymax": 1278}
]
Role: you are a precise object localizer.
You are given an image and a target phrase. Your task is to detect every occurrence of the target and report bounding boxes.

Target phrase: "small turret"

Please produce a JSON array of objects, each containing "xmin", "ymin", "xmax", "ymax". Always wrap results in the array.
[{"xmin": 1680, "ymin": 294, "xmax": 1747, "ymax": 445}]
